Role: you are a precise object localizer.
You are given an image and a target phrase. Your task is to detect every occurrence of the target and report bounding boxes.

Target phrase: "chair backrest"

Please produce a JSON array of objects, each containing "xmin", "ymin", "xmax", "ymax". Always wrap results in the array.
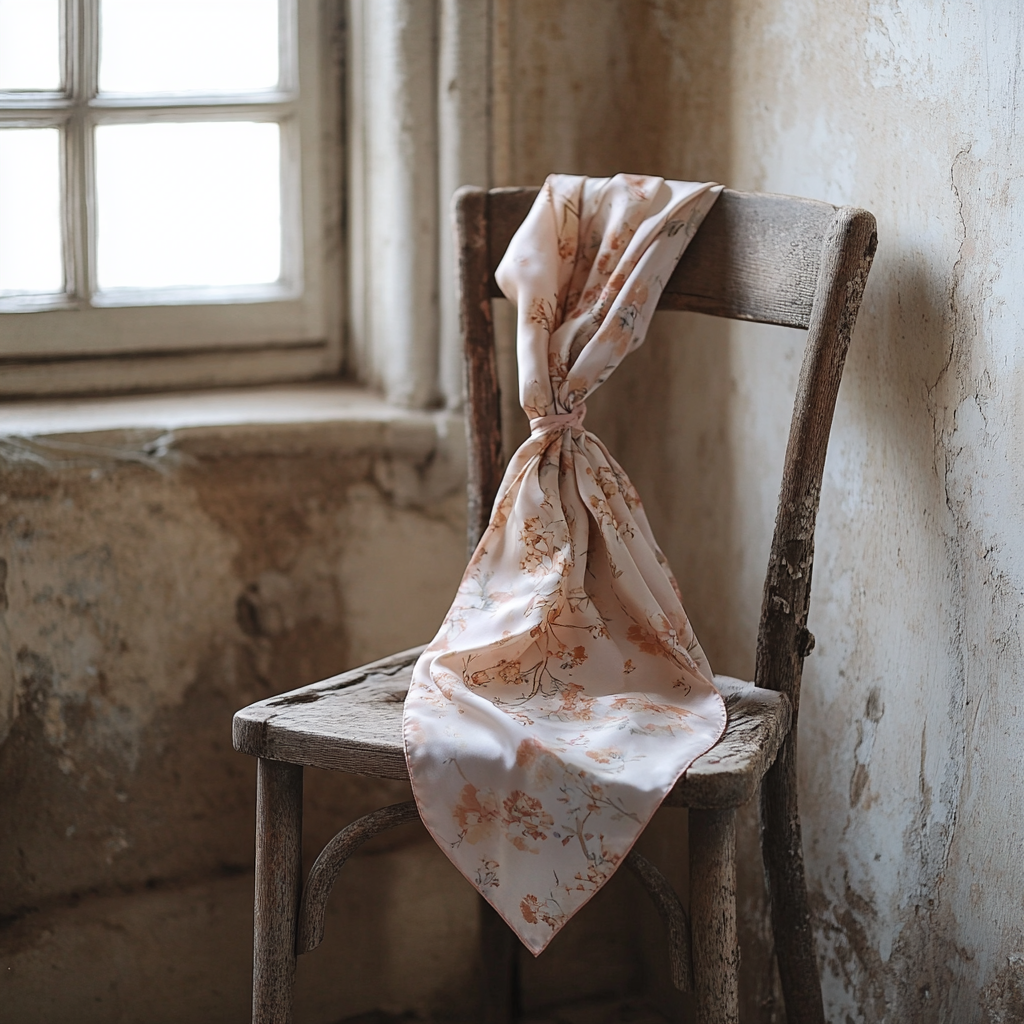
[
  {"xmin": 454, "ymin": 184, "xmax": 876, "ymax": 703},
  {"xmin": 454, "ymin": 184, "xmax": 876, "ymax": 1019}
]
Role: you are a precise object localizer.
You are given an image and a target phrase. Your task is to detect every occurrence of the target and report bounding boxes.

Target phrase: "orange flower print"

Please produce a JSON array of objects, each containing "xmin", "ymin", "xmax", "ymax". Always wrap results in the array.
[
  {"xmin": 515, "ymin": 738, "xmax": 560, "ymax": 786},
  {"xmin": 625, "ymin": 619, "xmax": 697, "ymax": 670},
  {"xmin": 588, "ymin": 492, "xmax": 620, "ymax": 534},
  {"xmin": 528, "ymin": 296, "xmax": 558, "ymax": 337},
  {"xmin": 547, "ymin": 681, "xmax": 596, "ymax": 722},
  {"xmin": 610, "ymin": 694, "xmax": 692, "ymax": 719},
  {"xmin": 502, "ymin": 790, "xmax": 554, "ymax": 851},
  {"xmin": 585, "ymin": 747, "xmax": 626, "ymax": 771},
  {"xmin": 519, "ymin": 517, "xmax": 562, "ymax": 575},
  {"xmin": 520, "ymin": 894, "xmax": 567, "ymax": 930},
  {"xmin": 615, "ymin": 468, "xmax": 642, "ymax": 511},
  {"xmin": 595, "ymin": 228, "xmax": 634, "ymax": 277},
  {"xmin": 623, "ymin": 278, "xmax": 649, "ymax": 312},
  {"xmin": 405, "ymin": 174, "xmax": 727, "ymax": 957},
  {"xmin": 557, "ymin": 645, "xmax": 588, "ymax": 670},
  {"xmin": 520, "ymin": 895, "xmax": 540, "ymax": 924},
  {"xmin": 452, "ymin": 783, "xmax": 499, "ymax": 845},
  {"xmin": 547, "ymin": 350, "xmax": 572, "ymax": 392},
  {"xmin": 468, "ymin": 658, "xmax": 523, "ymax": 688},
  {"xmin": 621, "ymin": 173, "xmax": 652, "ymax": 201},
  {"xmin": 591, "ymin": 466, "xmax": 619, "ymax": 500}
]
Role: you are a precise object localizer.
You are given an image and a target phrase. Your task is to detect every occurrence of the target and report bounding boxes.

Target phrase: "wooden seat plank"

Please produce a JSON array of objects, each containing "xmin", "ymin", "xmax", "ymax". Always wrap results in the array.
[{"xmin": 232, "ymin": 648, "xmax": 791, "ymax": 810}]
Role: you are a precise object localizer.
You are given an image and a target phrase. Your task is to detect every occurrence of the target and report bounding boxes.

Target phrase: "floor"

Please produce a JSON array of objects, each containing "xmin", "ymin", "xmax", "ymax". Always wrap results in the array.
[{"xmin": 338, "ymin": 999, "xmax": 672, "ymax": 1024}]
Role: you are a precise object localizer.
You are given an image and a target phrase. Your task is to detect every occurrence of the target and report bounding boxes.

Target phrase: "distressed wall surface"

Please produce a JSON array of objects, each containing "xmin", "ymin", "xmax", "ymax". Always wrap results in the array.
[
  {"xmin": 3, "ymin": 3, "xmax": 1021, "ymax": 1022},
  {"xmin": 729, "ymin": 3, "xmax": 1024, "ymax": 1021},
  {"xmin": 0, "ymin": 391, "xmax": 658, "ymax": 1021},
  {"xmin": 0, "ymin": 395, "xmax": 480, "ymax": 1022},
  {"xmin": 495, "ymin": 1, "xmax": 1024, "ymax": 1021}
]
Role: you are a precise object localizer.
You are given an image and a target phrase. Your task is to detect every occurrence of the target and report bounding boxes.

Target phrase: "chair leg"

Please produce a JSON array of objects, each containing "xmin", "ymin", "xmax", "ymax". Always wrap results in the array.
[
  {"xmin": 760, "ymin": 740, "xmax": 826, "ymax": 1024},
  {"xmin": 253, "ymin": 758, "xmax": 304, "ymax": 1024},
  {"xmin": 479, "ymin": 895, "xmax": 519, "ymax": 1024},
  {"xmin": 689, "ymin": 808, "xmax": 739, "ymax": 1024}
]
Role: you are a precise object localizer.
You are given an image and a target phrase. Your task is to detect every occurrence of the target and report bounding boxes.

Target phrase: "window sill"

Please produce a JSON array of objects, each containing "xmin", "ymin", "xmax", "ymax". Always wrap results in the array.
[{"xmin": 0, "ymin": 383, "xmax": 466, "ymax": 504}]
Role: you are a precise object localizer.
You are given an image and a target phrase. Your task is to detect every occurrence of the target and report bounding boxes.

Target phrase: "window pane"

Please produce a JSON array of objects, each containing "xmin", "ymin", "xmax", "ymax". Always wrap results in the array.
[
  {"xmin": 99, "ymin": 0, "xmax": 279, "ymax": 94},
  {"xmin": 95, "ymin": 121, "xmax": 282, "ymax": 290},
  {"xmin": 0, "ymin": 0, "xmax": 61, "ymax": 91},
  {"xmin": 0, "ymin": 128, "xmax": 63, "ymax": 295}
]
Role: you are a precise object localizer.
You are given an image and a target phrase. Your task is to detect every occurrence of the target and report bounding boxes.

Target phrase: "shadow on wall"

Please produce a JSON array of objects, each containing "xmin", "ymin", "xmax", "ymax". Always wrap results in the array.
[{"xmin": 799, "ymin": 228, "xmax": 972, "ymax": 1020}]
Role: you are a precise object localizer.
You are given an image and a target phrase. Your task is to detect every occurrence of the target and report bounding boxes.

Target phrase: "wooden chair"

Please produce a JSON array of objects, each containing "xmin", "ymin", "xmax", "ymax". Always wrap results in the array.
[{"xmin": 232, "ymin": 186, "xmax": 877, "ymax": 1024}]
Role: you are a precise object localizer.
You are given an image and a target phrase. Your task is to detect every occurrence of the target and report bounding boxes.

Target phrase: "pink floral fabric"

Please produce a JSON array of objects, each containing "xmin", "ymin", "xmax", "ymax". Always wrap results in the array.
[{"xmin": 403, "ymin": 173, "xmax": 727, "ymax": 954}]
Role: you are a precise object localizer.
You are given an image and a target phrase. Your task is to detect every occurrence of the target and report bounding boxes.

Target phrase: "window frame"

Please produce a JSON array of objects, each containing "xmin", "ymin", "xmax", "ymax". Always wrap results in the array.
[{"xmin": 0, "ymin": 0, "xmax": 342, "ymax": 397}]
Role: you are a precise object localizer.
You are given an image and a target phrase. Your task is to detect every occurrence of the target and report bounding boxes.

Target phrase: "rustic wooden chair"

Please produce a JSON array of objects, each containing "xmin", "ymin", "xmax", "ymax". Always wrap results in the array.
[{"xmin": 232, "ymin": 186, "xmax": 877, "ymax": 1024}]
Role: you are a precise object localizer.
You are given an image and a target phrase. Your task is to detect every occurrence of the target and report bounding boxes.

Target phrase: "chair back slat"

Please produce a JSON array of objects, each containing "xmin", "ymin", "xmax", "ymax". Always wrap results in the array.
[
  {"xmin": 485, "ymin": 187, "xmax": 837, "ymax": 330},
  {"xmin": 663, "ymin": 190, "xmax": 835, "ymax": 328}
]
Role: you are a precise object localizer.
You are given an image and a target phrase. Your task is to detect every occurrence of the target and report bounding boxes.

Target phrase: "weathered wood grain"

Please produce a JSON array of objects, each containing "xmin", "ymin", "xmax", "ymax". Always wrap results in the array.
[
  {"xmin": 233, "ymin": 655, "xmax": 790, "ymax": 810},
  {"xmin": 482, "ymin": 187, "xmax": 836, "ymax": 328},
  {"xmin": 689, "ymin": 808, "xmax": 739, "ymax": 1024},
  {"xmin": 625, "ymin": 849, "xmax": 693, "ymax": 993},
  {"xmin": 664, "ymin": 679, "xmax": 792, "ymax": 809},
  {"xmin": 664, "ymin": 190, "xmax": 835, "ymax": 328},
  {"xmin": 455, "ymin": 185, "xmax": 505, "ymax": 554},
  {"xmin": 297, "ymin": 801, "xmax": 420, "ymax": 954},
  {"xmin": 755, "ymin": 207, "xmax": 878, "ymax": 1024},
  {"xmin": 253, "ymin": 759, "xmax": 303, "ymax": 1024},
  {"xmin": 232, "ymin": 646, "xmax": 426, "ymax": 779}
]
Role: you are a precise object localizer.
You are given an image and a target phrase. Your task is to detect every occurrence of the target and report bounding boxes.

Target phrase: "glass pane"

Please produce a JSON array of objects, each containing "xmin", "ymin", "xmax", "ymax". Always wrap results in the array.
[
  {"xmin": 95, "ymin": 121, "xmax": 281, "ymax": 290},
  {"xmin": 99, "ymin": 0, "xmax": 279, "ymax": 94},
  {"xmin": 0, "ymin": 128, "xmax": 63, "ymax": 295},
  {"xmin": 0, "ymin": 0, "xmax": 61, "ymax": 91}
]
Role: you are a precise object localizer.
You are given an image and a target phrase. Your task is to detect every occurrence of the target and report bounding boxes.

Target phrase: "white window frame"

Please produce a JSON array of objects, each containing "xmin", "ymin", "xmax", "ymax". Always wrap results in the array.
[{"xmin": 0, "ymin": 0, "xmax": 342, "ymax": 397}]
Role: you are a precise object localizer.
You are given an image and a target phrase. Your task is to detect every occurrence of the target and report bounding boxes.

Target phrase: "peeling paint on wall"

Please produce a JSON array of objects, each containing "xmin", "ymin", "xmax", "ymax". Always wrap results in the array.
[{"xmin": 497, "ymin": 0, "xmax": 1024, "ymax": 1019}]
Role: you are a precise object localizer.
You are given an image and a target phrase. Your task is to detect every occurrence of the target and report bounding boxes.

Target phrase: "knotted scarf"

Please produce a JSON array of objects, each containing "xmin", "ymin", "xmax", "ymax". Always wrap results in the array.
[{"xmin": 403, "ymin": 173, "xmax": 727, "ymax": 954}]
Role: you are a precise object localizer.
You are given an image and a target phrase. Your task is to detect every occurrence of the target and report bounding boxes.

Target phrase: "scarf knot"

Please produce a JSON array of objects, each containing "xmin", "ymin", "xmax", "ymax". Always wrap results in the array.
[{"xmin": 529, "ymin": 402, "xmax": 587, "ymax": 436}]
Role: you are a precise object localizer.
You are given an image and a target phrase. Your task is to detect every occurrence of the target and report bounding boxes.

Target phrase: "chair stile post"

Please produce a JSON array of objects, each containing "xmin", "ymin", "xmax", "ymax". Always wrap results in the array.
[
  {"xmin": 253, "ymin": 758, "xmax": 304, "ymax": 1024},
  {"xmin": 755, "ymin": 207, "xmax": 877, "ymax": 1024},
  {"xmin": 454, "ymin": 185, "xmax": 504, "ymax": 555},
  {"xmin": 689, "ymin": 808, "xmax": 740, "ymax": 1024}
]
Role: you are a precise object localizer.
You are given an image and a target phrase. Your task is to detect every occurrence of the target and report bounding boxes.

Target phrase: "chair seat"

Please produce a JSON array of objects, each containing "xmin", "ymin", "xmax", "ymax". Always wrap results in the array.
[{"xmin": 232, "ymin": 646, "xmax": 792, "ymax": 810}]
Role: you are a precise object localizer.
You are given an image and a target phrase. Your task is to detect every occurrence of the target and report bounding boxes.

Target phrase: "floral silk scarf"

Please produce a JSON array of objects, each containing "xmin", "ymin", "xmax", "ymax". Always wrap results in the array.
[{"xmin": 403, "ymin": 173, "xmax": 727, "ymax": 954}]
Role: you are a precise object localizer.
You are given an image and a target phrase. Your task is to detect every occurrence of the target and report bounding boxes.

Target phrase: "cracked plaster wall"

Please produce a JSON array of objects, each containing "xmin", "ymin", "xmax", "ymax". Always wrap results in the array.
[
  {"xmin": 0, "ymin": 415, "xmax": 476, "ymax": 1022},
  {"xmin": 3, "ymin": 2, "xmax": 1022, "ymax": 1021},
  {"xmin": 728, "ymin": 2, "xmax": 1024, "ymax": 1020},
  {"xmin": 496, "ymin": 0, "xmax": 1024, "ymax": 1020},
  {"xmin": 0, "ymin": 408, "xmax": 657, "ymax": 1022}
]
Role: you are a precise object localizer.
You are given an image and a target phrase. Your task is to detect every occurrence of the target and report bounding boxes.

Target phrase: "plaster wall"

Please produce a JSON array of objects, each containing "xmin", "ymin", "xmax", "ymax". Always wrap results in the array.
[
  {"xmin": 3, "ymin": 3, "xmax": 1022, "ymax": 1022},
  {"xmin": 0, "ymin": 396, "xmax": 476, "ymax": 1022},
  {"xmin": 730, "ymin": 3, "xmax": 1024, "ymax": 1021},
  {"xmin": 0, "ymin": 389, "xmax": 657, "ymax": 1022},
  {"xmin": 496, "ymin": 0, "xmax": 1024, "ymax": 1021}
]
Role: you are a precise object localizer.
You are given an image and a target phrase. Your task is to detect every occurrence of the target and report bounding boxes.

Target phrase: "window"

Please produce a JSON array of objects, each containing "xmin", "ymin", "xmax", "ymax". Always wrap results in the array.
[{"xmin": 0, "ymin": 0, "xmax": 341, "ymax": 396}]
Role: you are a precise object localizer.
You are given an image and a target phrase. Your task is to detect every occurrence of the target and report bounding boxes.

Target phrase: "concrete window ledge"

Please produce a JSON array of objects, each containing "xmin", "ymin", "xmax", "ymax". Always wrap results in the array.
[{"xmin": 0, "ymin": 382, "xmax": 467, "ymax": 507}]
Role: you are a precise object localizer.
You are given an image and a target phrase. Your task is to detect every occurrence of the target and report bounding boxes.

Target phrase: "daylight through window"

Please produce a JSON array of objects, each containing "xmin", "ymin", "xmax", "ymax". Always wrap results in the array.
[{"xmin": 0, "ymin": 0, "xmax": 339, "ymax": 395}]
